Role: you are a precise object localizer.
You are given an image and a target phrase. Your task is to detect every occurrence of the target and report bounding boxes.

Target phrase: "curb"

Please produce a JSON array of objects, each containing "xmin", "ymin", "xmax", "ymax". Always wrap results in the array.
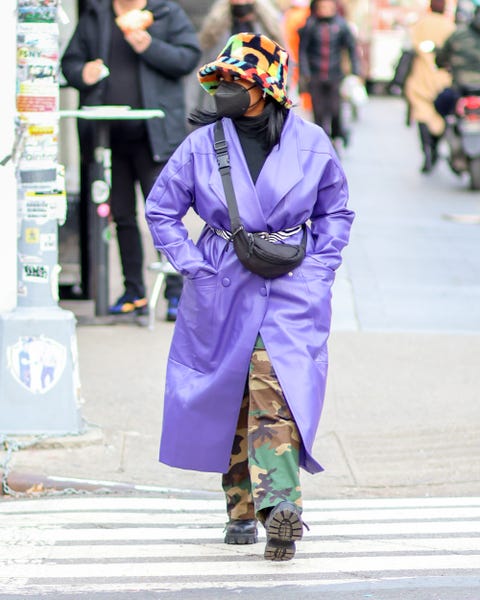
[
  {"xmin": 2, "ymin": 424, "xmax": 105, "ymax": 450},
  {"xmin": 0, "ymin": 471, "xmax": 223, "ymax": 499}
]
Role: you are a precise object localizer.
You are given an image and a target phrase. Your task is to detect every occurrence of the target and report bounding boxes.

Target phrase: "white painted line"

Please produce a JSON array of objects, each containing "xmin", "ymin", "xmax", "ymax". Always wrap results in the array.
[
  {"xmin": 3, "ymin": 506, "xmax": 480, "ymax": 526},
  {"xmin": 1, "ymin": 520, "xmax": 480, "ymax": 544},
  {"xmin": 1, "ymin": 511, "xmax": 225, "ymax": 526},
  {"xmin": 2, "ymin": 554, "xmax": 480, "ymax": 580},
  {"xmin": 1, "ymin": 537, "xmax": 479, "ymax": 561},
  {"xmin": 0, "ymin": 577, "xmax": 375, "ymax": 595},
  {"xmin": 2, "ymin": 496, "xmax": 479, "ymax": 514},
  {"xmin": 0, "ymin": 497, "xmax": 227, "ymax": 513},
  {"xmin": 3, "ymin": 576, "xmax": 480, "ymax": 595}
]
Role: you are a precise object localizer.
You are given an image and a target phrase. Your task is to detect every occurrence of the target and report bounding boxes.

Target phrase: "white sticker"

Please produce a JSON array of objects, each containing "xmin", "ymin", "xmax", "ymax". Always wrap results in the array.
[
  {"xmin": 40, "ymin": 233, "xmax": 56, "ymax": 252},
  {"xmin": 92, "ymin": 179, "xmax": 110, "ymax": 204},
  {"xmin": 6, "ymin": 336, "xmax": 66, "ymax": 395},
  {"xmin": 22, "ymin": 190, "xmax": 66, "ymax": 221},
  {"xmin": 19, "ymin": 254, "xmax": 42, "ymax": 264},
  {"xmin": 17, "ymin": 282, "xmax": 28, "ymax": 297},
  {"xmin": 23, "ymin": 263, "xmax": 49, "ymax": 282}
]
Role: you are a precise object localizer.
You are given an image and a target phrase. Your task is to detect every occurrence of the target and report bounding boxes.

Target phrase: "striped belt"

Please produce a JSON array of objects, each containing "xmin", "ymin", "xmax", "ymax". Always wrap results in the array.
[{"xmin": 212, "ymin": 224, "xmax": 303, "ymax": 243}]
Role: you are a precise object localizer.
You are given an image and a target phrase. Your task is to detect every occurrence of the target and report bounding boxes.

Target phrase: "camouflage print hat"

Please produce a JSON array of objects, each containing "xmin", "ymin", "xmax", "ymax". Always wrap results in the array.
[{"xmin": 197, "ymin": 32, "xmax": 293, "ymax": 109}]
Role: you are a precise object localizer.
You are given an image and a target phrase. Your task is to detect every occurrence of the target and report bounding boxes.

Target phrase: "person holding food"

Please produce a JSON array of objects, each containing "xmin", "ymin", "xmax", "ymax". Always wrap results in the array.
[{"xmin": 61, "ymin": 0, "xmax": 201, "ymax": 319}]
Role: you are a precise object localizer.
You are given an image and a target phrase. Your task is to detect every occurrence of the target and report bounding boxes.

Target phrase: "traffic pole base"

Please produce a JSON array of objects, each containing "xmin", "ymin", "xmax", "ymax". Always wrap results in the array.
[{"xmin": 0, "ymin": 306, "xmax": 84, "ymax": 435}]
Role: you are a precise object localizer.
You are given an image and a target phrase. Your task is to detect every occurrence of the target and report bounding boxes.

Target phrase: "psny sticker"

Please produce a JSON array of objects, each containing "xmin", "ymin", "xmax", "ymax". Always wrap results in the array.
[{"xmin": 23, "ymin": 263, "xmax": 49, "ymax": 282}]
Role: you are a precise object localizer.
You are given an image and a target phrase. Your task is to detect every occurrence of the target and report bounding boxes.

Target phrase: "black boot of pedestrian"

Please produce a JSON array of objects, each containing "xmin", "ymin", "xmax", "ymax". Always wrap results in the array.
[
  {"xmin": 419, "ymin": 123, "xmax": 435, "ymax": 173},
  {"xmin": 224, "ymin": 519, "xmax": 258, "ymax": 545},
  {"xmin": 421, "ymin": 148, "xmax": 433, "ymax": 173},
  {"xmin": 431, "ymin": 134, "xmax": 440, "ymax": 168},
  {"xmin": 263, "ymin": 501, "xmax": 303, "ymax": 561}
]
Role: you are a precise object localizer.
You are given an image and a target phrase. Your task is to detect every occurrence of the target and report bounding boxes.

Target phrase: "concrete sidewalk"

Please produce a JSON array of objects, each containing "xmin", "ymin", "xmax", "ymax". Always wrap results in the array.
[
  {"xmin": 2, "ymin": 96, "xmax": 480, "ymax": 499},
  {"xmin": 3, "ymin": 324, "xmax": 480, "ymax": 499}
]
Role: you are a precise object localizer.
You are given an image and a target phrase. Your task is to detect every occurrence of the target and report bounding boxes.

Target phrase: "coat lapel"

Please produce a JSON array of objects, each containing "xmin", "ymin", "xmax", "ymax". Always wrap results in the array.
[
  {"xmin": 255, "ymin": 112, "xmax": 304, "ymax": 220},
  {"xmin": 208, "ymin": 118, "xmax": 267, "ymax": 231},
  {"xmin": 207, "ymin": 114, "xmax": 304, "ymax": 228}
]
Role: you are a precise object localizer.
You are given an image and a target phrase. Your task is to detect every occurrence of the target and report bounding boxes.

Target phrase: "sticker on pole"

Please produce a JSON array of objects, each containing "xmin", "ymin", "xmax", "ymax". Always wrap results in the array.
[
  {"xmin": 25, "ymin": 227, "xmax": 40, "ymax": 244},
  {"xmin": 97, "ymin": 203, "xmax": 110, "ymax": 218},
  {"xmin": 92, "ymin": 180, "xmax": 110, "ymax": 204},
  {"xmin": 22, "ymin": 263, "xmax": 49, "ymax": 282},
  {"xmin": 40, "ymin": 233, "xmax": 56, "ymax": 252},
  {"xmin": 7, "ymin": 336, "xmax": 67, "ymax": 395}
]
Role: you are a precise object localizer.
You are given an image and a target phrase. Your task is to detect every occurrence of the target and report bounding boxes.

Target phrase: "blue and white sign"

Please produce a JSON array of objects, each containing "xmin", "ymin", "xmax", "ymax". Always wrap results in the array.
[{"xmin": 7, "ymin": 335, "xmax": 66, "ymax": 394}]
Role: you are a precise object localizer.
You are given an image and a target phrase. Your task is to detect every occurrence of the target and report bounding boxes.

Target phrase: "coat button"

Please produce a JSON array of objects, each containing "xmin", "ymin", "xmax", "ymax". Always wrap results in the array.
[
  {"xmin": 222, "ymin": 277, "xmax": 231, "ymax": 287},
  {"xmin": 260, "ymin": 287, "xmax": 267, "ymax": 296}
]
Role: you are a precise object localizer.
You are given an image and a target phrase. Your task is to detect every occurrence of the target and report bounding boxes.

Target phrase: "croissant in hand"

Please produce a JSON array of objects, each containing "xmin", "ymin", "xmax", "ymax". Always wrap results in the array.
[{"xmin": 115, "ymin": 9, "xmax": 153, "ymax": 34}]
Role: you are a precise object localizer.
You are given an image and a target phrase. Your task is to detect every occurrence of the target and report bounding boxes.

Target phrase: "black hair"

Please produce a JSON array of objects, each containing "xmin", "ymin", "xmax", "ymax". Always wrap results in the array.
[{"xmin": 188, "ymin": 95, "xmax": 289, "ymax": 149}]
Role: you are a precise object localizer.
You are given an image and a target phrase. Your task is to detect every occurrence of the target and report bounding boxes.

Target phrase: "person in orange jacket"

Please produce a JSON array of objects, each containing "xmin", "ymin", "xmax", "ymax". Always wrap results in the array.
[{"xmin": 281, "ymin": 0, "xmax": 312, "ymax": 112}]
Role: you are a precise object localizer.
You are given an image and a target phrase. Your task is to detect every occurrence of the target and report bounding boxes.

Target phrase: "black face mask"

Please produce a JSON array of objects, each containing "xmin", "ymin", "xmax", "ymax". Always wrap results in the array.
[
  {"xmin": 214, "ymin": 80, "xmax": 255, "ymax": 118},
  {"xmin": 231, "ymin": 4, "xmax": 255, "ymax": 18}
]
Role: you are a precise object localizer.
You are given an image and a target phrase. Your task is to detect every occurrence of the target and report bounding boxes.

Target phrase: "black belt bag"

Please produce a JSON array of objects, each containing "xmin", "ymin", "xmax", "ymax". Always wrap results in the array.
[{"xmin": 213, "ymin": 120, "xmax": 307, "ymax": 279}]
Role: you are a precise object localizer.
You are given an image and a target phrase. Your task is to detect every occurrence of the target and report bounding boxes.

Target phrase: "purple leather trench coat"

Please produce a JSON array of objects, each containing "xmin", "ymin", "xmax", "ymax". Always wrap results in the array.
[{"xmin": 145, "ymin": 111, "xmax": 354, "ymax": 475}]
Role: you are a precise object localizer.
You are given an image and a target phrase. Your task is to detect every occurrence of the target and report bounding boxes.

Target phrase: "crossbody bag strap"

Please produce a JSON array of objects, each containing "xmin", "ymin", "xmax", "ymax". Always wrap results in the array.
[
  {"xmin": 214, "ymin": 120, "xmax": 307, "ymax": 249},
  {"xmin": 213, "ymin": 120, "xmax": 244, "ymax": 236}
]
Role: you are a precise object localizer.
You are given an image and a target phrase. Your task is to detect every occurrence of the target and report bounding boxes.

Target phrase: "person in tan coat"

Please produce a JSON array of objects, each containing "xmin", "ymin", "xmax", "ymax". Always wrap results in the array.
[
  {"xmin": 198, "ymin": 0, "xmax": 284, "ymax": 56},
  {"xmin": 192, "ymin": 0, "xmax": 284, "ymax": 113},
  {"xmin": 404, "ymin": 0, "xmax": 455, "ymax": 173}
]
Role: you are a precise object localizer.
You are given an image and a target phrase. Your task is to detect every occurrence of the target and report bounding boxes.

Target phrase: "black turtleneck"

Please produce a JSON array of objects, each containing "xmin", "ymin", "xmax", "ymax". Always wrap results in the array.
[{"xmin": 233, "ymin": 104, "xmax": 274, "ymax": 183}]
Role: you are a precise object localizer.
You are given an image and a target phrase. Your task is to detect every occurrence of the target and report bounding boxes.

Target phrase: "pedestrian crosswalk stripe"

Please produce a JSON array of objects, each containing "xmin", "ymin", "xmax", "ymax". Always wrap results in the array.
[
  {"xmin": 3, "ymin": 553, "xmax": 480, "ymax": 579},
  {"xmin": 3, "ymin": 578, "xmax": 480, "ymax": 597},
  {"xmin": 2, "ymin": 537, "xmax": 480, "ymax": 561},
  {"xmin": 2, "ymin": 495, "xmax": 480, "ymax": 513},
  {"xmin": 4, "ymin": 521, "xmax": 479, "ymax": 541},
  {"xmin": 1, "ymin": 496, "xmax": 480, "ymax": 595},
  {"xmin": 4, "ymin": 506, "xmax": 480, "ymax": 524}
]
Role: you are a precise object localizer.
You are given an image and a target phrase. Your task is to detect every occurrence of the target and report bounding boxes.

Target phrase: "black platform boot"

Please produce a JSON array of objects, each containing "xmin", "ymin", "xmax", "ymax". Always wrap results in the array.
[
  {"xmin": 263, "ymin": 502, "xmax": 304, "ymax": 561},
  {"xmin": 224, "ymin": 519, "xmax": 258, "ymax": 544}
]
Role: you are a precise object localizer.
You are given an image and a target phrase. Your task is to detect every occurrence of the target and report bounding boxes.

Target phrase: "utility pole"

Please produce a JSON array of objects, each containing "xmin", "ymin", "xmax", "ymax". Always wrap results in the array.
[{"xmin": 0, "ymin": 0, "xmax": 83, "ymax": 435}]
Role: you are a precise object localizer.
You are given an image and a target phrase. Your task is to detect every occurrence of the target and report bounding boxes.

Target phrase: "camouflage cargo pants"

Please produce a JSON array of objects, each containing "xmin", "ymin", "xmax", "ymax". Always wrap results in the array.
[{"xmin": 222, "ymin": 336, "xmax": 302, "ymax": 522}]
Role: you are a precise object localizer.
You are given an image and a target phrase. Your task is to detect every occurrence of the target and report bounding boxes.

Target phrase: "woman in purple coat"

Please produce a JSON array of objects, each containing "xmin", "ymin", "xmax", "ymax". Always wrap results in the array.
[{"xmin": 145, "ymin": 32, "xmax": 354, "ymax": 561}]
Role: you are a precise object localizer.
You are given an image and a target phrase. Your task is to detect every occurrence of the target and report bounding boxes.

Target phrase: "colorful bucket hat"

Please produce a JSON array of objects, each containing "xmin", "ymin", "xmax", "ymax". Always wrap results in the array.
[{"xmin": 198, "ymin": 32, "xmax": 293, "ymax": 109}]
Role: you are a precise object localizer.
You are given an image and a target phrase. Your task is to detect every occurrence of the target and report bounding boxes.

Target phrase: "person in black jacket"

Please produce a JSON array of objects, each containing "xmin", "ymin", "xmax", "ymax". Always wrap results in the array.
[
  {"xmin": 298, "ymin": 0, "xmax": 359, "ymax": 147},
  {"xmin": 436, "ymin": 2, "xmax": 480, "ymax": 95},
  {"xmin": 61, "ymin": 0, "xmax": 201, "ymax": 319}
]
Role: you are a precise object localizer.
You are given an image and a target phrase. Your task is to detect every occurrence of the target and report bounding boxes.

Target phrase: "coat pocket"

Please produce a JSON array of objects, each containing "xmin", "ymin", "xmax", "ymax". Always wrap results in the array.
[
  {"xmin": 299, "ymin": 256, "xmax": 334, "ymax": 334},
  {"xmin": 169, "ymin": 274, "xmax": 219, "ymax": 373}
]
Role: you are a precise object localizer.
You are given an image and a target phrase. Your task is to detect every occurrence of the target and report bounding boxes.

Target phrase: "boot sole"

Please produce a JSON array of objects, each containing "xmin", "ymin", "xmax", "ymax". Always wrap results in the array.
[
  {"xmin": 264, "ymin": 504, "xmax": 303, "ymax": 561},
  {"xmin": 224, "ymin": 532, "xmax": 258, "ymax": 545}
]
